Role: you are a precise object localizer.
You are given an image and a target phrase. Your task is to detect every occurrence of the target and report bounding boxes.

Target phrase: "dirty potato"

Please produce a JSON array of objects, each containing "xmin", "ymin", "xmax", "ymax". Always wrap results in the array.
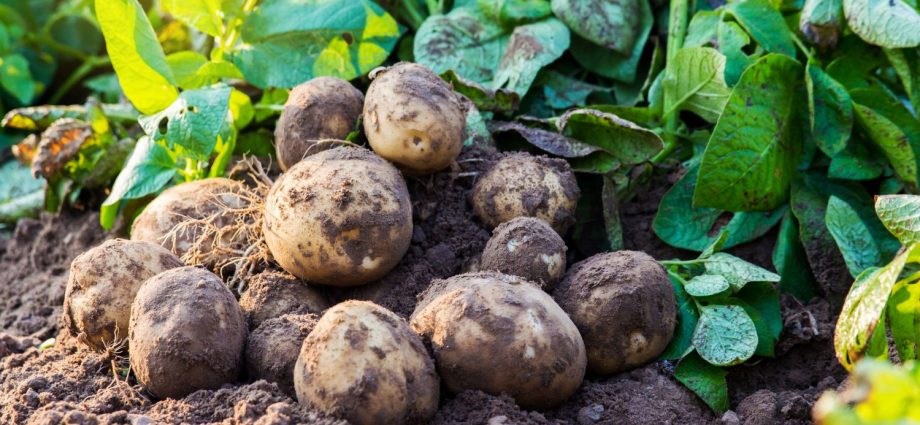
[
  {"xmin": 245, "ymin": 313, "xmax": 318, "ymax": 397},
  {"xmin": 480, "ymin": 217, "xmax": 567, "ymax": 291},
  {"xmin": 238, "ymin": 270, "xmax": 329, "ymax": 329}
]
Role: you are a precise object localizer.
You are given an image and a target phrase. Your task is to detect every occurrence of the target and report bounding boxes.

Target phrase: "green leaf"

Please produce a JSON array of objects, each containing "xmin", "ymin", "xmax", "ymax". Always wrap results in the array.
[
  {"xmin": 660, "ymin": 271, "xmax": 700, "ymax": 360},
  {"xmin": 567, "ymin": 0, "xmax": 653, "ymax": 83},
  {"xmin": 0, "ymin": 160, "xmax": 44, "ymax": 224},
  {"xmin": 684, "ymin": 10, "xmax": 720, "ymax": 48},
  {"xmin": 889, "ymin": 279, "xmax": 920, "ymax": 361},
  {"xmin": 772, "ymin": 210, "xmax": 820, "ymax": 301},
  {"xmin": 828, "ymin": 140, "xmax": 885, "ymax": 181},
  {"xmin": 550, "ymin": 0, "xmax": 640, "ymax": 55},
  {"xmin": 490, "ymin": 121, "xmax": 601, "ymax": 158},
  {"xmin": 478, "ymin": 0, "xmax": 552, "ymax": 25},
  {"xmin": 717, "ymin": 21, "xmax": 755, "ymax": 87},
  {"xmin": 853, "ymin": 103, "xmax": 918, "ymax": 192},
  {"xmin": 538, "ymin": 71, "xmax": 609, "ymax": 110},
  {"xmin": 96, "ymin": 0, "xmax": 178, "ymax": 114},
  {"xmin": 703, "ymin": 253, "xmax": 781, "ymax": 291},
  {"xmin": 725, "ymin": 0, "xmax": 797, "ymax": 57},
  {"xmin": 557, "ymin": 108, "xmax": 662, "ymax": 166},
  {"xmin": 100, "ymin": 136, "xmax": 178, "ymax": 230},
  {"xmin": 865, "ymin": 307, "xmax": 889, "ymax": 359},
  {"xmin": 414, "ymin": 6, "xmax": 507, "ymax": 84},
  {"xmin": 236, "ymin": 0, "xmax": 400, "ymax": 88},
  {"xmin": 167, "ymin": 52, "xmax": 242, "ymax": 90},
  {"xmin": 826, "ymin": 195, "xmax": 883, "ymax": 277},
  {"xmin": 663, "ymin": 47, "xmax": 731, "ymax": 123},
  {"xmin": 737, "ymin": 281, "xmax": 783, "ymax": 356},
  {"xmin": 0, "ymin": 54, "xmax": 35, "ymax": 104},
  {"xmin": 685, "ymin": 274, "xmax": 731, "ymax": 297},
  {"xmin": 799, "ymin": 0, "xmax": 844, "ymax": 48},
  {"xmin": 693, "ymin": 54, "xmax": 803, "ymax": 211},
  {"xmin": 441, "ymin": 70, "xmax": 519, "ymax": 113},
  {"xmin": 693, "ymin": 304, "xmax": 759, "ymax": 366},
  {"xmin": 876, "ymin": 195, "xmax": 920, "ymax": 245},
  {"xmin": 843, "ymin": 0, "xmax": 920, "ymax": 48},
  {"xmin": 674, "ymin": 352, "xmax": 729, "ymax": 414},
  {"xmin": 805, "ymin": 61, "xmax": 852, "ymax": 157},
  {"xmin": 492, "ymin": 18, "xmax": 570, "ymax": 96},
  {"xmin": 825, "ymin": 36, "xmax": 888, "ymax": 89},
  {"xmin": 884, "ymin": 48, "xmax": 920, "ymax": 112},
  {"xmin": 139, "ymin": 86, "xmax": 232, "ymax": 159},
  {"xmin": 161, "ymin": 0, "xmax": 222, "ymax": 36}
]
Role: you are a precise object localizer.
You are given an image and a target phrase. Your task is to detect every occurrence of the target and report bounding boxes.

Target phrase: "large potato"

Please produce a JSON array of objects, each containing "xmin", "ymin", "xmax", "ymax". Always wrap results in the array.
[
  {"xmin": 363, "ymin": 62, "xmax": 464, "ymax": 175},
  {"xmin": 411, "ymin": 272, "xmax": 586, "ymax": 409},
  {"xmin": 263, "ymin": 147, "xmax": 412, "ymax": 286},
  {"xmin": 553, "ymin": 251, "xmax": 677, "ymax": 375},
  {"xmin": 129, "ymin": 266, "xmax": 247, "ymax": 399},
  {"xmin": 470, "ymin": 153, "xmax": 580, "ymax": 235},
  {"xmin": 294, "ymin": 301, "xmax": 439, "ymax": 425},
  {"xmin": 63, "ymin": 239, "xmax": 183, "ymax": 351},
  {"xmin": 275, "ymin": 77, "xmax": 364, "ymax": 170},
  {"xmin": 246, "ymin": 313, "xmax": 317, "ymax": 397},
  {"xmin": 239, "ymin": 270, "xmax": 329, "ymax": 329},
  {"xmin": 480, "ymin": 217, "xmax": 567, "ymax": 291}
]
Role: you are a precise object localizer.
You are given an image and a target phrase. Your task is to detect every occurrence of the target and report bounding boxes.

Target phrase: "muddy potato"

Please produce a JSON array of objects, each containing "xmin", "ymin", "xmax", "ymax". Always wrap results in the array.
[
  {"xmin": 411, "ymin": 272, "xmax": 586, "ymax": 409},
  {"xmin": 246, "ymin": 313, "xmax": 317, "ymax": 397},
  {"xmin": 275, "ymin": 77, "xmax": 364, "ymax": 170},
  {"xmin": 363, "ymin": 63, "xmax": 464, "ymax": 175},
  {"xmin": 480, "ymin": 217, "xmax": 567, "ymax": 291},
  {"xmin": 239, "ymin": 270, "xmax": 329, "ymax": 329},
  {"xmin": 263, "ymin": 147, "xmax": 412, "ymax": 286},
  {"xmin": 129, "ymin": 266, "xmax": 247, "ymax": 399},
  {"xmin": 131, "ymin": 178, "xmax": 248, "ymax": 269},
  {"xmin": 294, "ymin": 301, "xmax": 439, "ymax": 425},
  {"xmin": 470, "ymin": 153, "xmax": 580, "ymax": 235},
  {"xmin": 63, "ymin": 239, "xmax": 183, "ymax": 351},
  {"xmin": 553, "ymin": 251, "xmax": 677, "ymax": 375}
]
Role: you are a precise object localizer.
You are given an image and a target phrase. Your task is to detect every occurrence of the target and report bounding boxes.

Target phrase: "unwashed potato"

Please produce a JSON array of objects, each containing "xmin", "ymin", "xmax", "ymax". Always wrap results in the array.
[
  {"xmin": 263, "ymin": 146, "xmax": 412, "ymax": 287},
  {"xmin": 480, "ymin": 217, "xmax": 567, "ymax": 291},
  {"xmin": 275, "ymin": 77, "xmax": 364, "ymax": 170},
  {"xmin": 246, "ymin": 313, "xmax": 317, "ymax": 397},
  {"xmin": 63, "ymin": 239, "xmax": 183, "ymax": 351},
  {"xmin": 470, "ymin": 153, "xmax": 580, "ymax": 235},
  {"xmin": 294, "ymin": 301, "xmax": 439, "ymax": 425},
  {"xmin": 553, "ymin": 251, "xmax": 677, "ymax": 375},
  {"xmin": 129, "ymin": 266, "xmax": 247, "ymax": 399},
  {"xmin": 239, "ymin": 270, "xmax": 329, "ymax": 330},
  {"xmin": 131, "ymin": 178, "xmax": 248, "ymax": 269},
  {"xmin": 410, "ymin": 272, "xmax": 586, "ymax": 409},
  {"xmin": 363, "ymin": 62, "xmax": 464, "ymax": 175}
]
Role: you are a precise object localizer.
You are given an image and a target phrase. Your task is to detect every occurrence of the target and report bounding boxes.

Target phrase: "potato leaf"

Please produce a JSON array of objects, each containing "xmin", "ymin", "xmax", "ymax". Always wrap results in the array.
[
  {"xmin": 828, "ymin": 140, "xmax": 885, "ymax": 181},
  {"xmin": 441, "ymin": 70, "xmax": 519, "ymax": 113},
  {"xmin": 724, "ymin": 0, "xmax": 796, "ymax": 58},
  {"xmin": 884, "ymin": 48, "xmax": 920, "ymax": 112},
  {"xmin": 772, "ymin": 210, "xmax": 819, "ymax": 301},
  {"xmin": 684, "ymin": 10, "xmax": 720, "ymax": 48},
  {"xmin": 100, "ymin": 136, "xmax": 178, "ymax": 230},
  {"xmin": 717, "ymin": 21, "xmax": 754, "ymax": 87},
  {"xmin": 876, "ymin": 195, "xmax": 920, "ymax": 245},
  {"xmin": 853, "ymin": 104, "xmax": 918, "ymax": 192},
  {"xmin": 601, "ymin": 174, "xmax": 624, "ymax": 251},
  {"xmin": 799, "ymin": 0, "xmax": 844, "ymax": 48},
  {"xmin": 888, "ymin": 279, "xmax": 920, "ymax": 361},
  {"xmin": 550, "ymin": 0, "xmax": 640, "ymax": 55},
  {"xmin": 414, "ymin": 6, "xmax": 508, "ymax": 84},
  {"xmin": 805, "ymin": 61, "xmax": 852, "ymax": 157},
  {"xmin": 167, "ymin": 51, "xmax": 242, "ymax": 90},
  {"xmin": 662, "ymin": 47, "xmax": 731, "ymax": 123},
  {"xmin": 490, "ymin": 121, "xmax": 601, "ymax": 158},
  {"xmin": 478, "ymin": 0, "xmax": 552, "ymax": 27},
  {"xmin": 660, "ymin": 272, "xmax": 700, "ymax": 360},
  {"xmin": 843, "ymin": 0, "xmax": 920, "ymax": 48},
  {"xmin": 0, "ymin": 160, "xmax": 44, "ymax": 224},
  {"xmin": 692, "ymin": 304, "xmax": 759, "ymax": 366},
  {"xmin": 674, "ymin": 352, "xmax": 729, "ymax": 413},
  {"xmin": 139, "ymin": 86, "xmax": 232, "ymax": 160},
  {"xmin": 702, "ymin": 253, "xmax": 780, "ymax": 291},
  {"xmin": 567, "ymin": 0, "xmax": 653, "ymax": 83},
  {"xmin": 557, "ymin": 108, "xmax": 662, "ymax": 166},
  {"xmin": 161, "ymin": 0, "xmax": 222, "ymax": 37},
  {"xmin": 492, "ymin": 18, "xmax": 570, "ymax": 96},
  {"xmin": 826, "ymin": 195, "xmax": 883, "ymax": 277},
  {"xmin": 685, "ymin": 275, "xmax": 731, "ymax": 297},
  {"xmin": 0, "ymin": 53, "xmax": 35, "ymax": 104}
]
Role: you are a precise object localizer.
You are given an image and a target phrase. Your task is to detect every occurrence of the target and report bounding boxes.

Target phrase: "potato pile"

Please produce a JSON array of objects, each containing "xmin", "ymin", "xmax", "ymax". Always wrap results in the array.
[{"xmin": 61, "ymin": 62, "xmax": 681, "ymax": 420}]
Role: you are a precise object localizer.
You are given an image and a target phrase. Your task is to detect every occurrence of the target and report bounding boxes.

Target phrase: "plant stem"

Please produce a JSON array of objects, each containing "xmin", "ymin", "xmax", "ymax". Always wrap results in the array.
[
  {"xmin": 48, "ymin": 56, "xmax": 111, "ymax": 104},
  {"xmin": 660, "ymin": 0, "xmax": 690, "ymax": 159},
  {"xmin": 218, "ymin": 0, "xmax": 260, "ymax": 58}
]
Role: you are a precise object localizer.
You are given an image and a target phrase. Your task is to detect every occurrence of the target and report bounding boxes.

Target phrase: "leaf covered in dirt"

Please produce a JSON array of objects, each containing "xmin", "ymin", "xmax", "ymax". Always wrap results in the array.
[
  {"xmin": 490, "ymin": 121, "xmax": 601, "ymax": 158},
  {"xmin": 550, "ymin": 0, "xmax": 640, "ymax": 55},
  {"xmin": 415, "ymin": 6, "xmax": 508, "ymax": 84},
  {"xmin": 493, "ymin": 18, "xmax": 570, "ymax": 96}
]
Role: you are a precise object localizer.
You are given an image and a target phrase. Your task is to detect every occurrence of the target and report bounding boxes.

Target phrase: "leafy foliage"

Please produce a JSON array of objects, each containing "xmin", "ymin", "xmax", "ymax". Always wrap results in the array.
[{"xmin": 814, "ymin": 359, "xmax": 920, "ymax": 424}]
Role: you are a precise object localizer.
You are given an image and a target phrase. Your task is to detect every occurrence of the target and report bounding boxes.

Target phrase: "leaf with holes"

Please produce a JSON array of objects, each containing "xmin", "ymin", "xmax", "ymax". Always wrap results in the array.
[{"xmin": 139, "ymin": 86, "xmax": 232, "ymax": 160}]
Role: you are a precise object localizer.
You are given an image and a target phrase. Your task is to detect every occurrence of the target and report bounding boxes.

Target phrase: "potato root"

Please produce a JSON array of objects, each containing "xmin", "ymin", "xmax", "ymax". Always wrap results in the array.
[{"xmin": 480, "ymin": 217, "xmax": 567, "ymax": 290}]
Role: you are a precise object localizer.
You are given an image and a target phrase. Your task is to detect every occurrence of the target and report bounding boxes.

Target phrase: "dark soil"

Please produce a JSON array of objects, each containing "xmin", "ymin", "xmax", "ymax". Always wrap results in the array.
[{"xmin": 0, "ymin": 150, "xmax": 844, "ymax": 424}]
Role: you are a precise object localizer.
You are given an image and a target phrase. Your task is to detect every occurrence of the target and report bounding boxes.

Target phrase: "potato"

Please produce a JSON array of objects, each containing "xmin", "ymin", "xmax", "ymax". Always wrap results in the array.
[
  {"xmin": 480, "ymin": 217, "xmax": 567, "ymax": 291},
  {"xmin": 363, "ymin": 62, "xmax": 464, "ymax": 175},
  {"xmin": 63, "ymin": 239, "xmax": 183, "ymax": 351},
  {"xmin": 470, "ymin": 153, "xmax": 580, "ymax": 235},
  {"xmin": 245, "ymin": 313, "xmax": 317, "ymax": 397},
  {"xmin": 239, "ymin": 270, "xmax": 329, "ymax": 329},
  {"xmin": 410, "ymin": 272, "xmax": 586, "ymax": 409},
  {"xmin": 131, "ymin": 178, "xmax": 247, "ymax": 269},
  {"xmin": 553, "ymin": 251, "xmax": 677, "ymax": 375},
  {"xmin": 294, "ymin": 301, "xmax": 439, "ymax": 425},
  {"xmin": 129, "ymin": 266, "xmax": 247, "ymax": 399},
  {"xmin": 263, "ymin": 147, "xmax": 412, "ymax": 286},
  {"xmin": 275, "ymin": 77, "xmax": 364, "ymax": 171}
]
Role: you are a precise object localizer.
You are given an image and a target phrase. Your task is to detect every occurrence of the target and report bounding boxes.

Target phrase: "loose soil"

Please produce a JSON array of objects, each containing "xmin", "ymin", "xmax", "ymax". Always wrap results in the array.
[{"xmin": 0, "ymin": 149, "xmax": 844, "ymax": 424}]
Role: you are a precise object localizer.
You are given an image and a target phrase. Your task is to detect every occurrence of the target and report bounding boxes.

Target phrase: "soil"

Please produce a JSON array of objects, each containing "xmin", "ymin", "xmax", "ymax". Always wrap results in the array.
[{"xmin": 0, "ymin": 149, "xmax": 844, "ymax": 424}]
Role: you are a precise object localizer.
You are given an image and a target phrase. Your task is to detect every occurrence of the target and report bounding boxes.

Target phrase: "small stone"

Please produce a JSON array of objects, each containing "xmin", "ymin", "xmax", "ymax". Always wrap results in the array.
[
  {"xmin": 720, "ymin": 410, "xmax": 741, "ymax": 425},
  {"xmin": 577, "ymin": 403, "xmax": 604, "ymax": 424},
  {"xmin": 488, "ymin": 415, "xmax": 509, "ymax": 425}
]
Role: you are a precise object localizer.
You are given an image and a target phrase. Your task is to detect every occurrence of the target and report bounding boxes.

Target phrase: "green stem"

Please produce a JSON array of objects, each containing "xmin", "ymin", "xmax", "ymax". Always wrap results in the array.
[
  {"xmin": 791, "ymin": 34, "xmax": 814, "ymax": 62},
  {"xmin": 48, "ymin": 56, "xmax": 111, "ymax": 104},
  {"xmin": 402, "ymin": 1, "xmax": 427, "ymax": 30},
  {"xmin": 219, "ymin": 0, "xmax": 260, "ymax": 56},
  {"xmin": 661, "ymin": 0, "xmax": 690, "ymax": 159}
]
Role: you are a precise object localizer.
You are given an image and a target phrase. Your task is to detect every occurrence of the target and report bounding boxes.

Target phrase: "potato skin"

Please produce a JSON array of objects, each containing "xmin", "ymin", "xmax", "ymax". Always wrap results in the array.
[
  {"xmin": 63, "ymin": 239, "xmax": 183, "ymax": 351},
  {"xmin": 263, "ymin": 147, "xmax": 412, "ymax": 287},
  {"xmin": 553, "ymin": 251, "xmax": 677, "ymax": 375},
  {"xmin": 239, "ymin": 270, "xmax": 329, "ymax": 330},
  {"xmin": 275, "ymin": 77, "xmax": 364, "ymax": 171},
  {"xmin": 410, "ymin": 272, "xmax": 586, "ymax": 409},
  {"xmin": 470, "ymin": 153, "xmax": 580, "ymax": 235},
  {"xmin": 246, "ymin": 313, "xmax": 318, "ymax": 397},
  {"xmin": 129, "ymin": 266, "xmax": 247, "ymax": 399},
  {"xmin": 480, "ymin": 217, "xmax": 567, "ymax": 291},
  {"xmin": 363, "ymin": 63, "xmax": 464, "ymax": 175},
  {"xmin": 294, "ymin": 301, "xmax": 439, "ymax": 425}
]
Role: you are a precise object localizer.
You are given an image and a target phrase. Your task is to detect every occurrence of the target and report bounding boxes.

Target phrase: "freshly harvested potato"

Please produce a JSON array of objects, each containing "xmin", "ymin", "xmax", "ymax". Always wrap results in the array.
[
  {"xmin": 275, "ymin": 77, "xmax": 364, "ymax": 170},
  {"xmin": 63, "ymin": 239, "xmax": 183, "ymax": 351},
  {"xmin": 239, "ymin": 270, "xmax": 329, "ymax": 329},
  {"xmin": 363, "ymin": 62, "xmax": 464, "ymax": 175},
  {"xmin": 263, "ymin": 147, "xmax": 412, "ymax": 287},
  {"xmin": 470, "ymin": 153, "xmax": 580, "ymax": 235},
  {"xmin": 410, "ymin": 272, "xmax": 586, "ymax": 409},
  {"xmin": 131, "ymin": 178, "xmax": 248, "ymax": 269},
  {"xmin": 553, "ymin": 251, "xmax": 677, "ymax": 375},
  {"xmin": 129, "ymin": 266, "xmax": 247, "ymax": 399},
  {"xmin": 294, "ymin": 301, "xmax": 439, "ymax": 425},
  {"xmin": 245, "ymin": 313, "xmax": 318, "ymax": 397},
  {"xmin": 480, "ymin": 217, "xmax": 567, "ymax": 291}
]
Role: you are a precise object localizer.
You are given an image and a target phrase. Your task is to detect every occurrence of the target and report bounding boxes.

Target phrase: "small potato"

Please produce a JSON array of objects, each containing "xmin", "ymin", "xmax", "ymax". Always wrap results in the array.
[
  {"xmin": 263, "ymin": 147, "xmax": 412, "ymax": 286},
  {"xmin": 553, "ymin": 251, "xmax": 677, "ymax": 375},
  {"xmin": 129, "ymin": 266, "xmax": 247, "ymax": 399},
  {"xmin": 411, "ymin": 272, "xmax": 586, "ymax": 409},
  {"xmin": 294, "ymin": 301, "xmax": 439, "ymax": 425},
  {"xmin": 275, "ymin": 77, "xmax": 364, "ymax": 170},
  {"xmin": 63, "ymin": 239, "xmax": 183, "ymax": 351},
  {"xmin": 246, "ymin": 313, "xmax": 317, "ymax": 397},
  {"xmin": 364, "ymin": 62, "xmax": 464, "ymax": 175},
  {"xmin": 239, "ymin": 270, "xmax": 329, "ymax": 329},
  {"xmin": 480, "ymin": 217, "xmax": 567, "ymax": 291},
  {"xmin": 470, "ymin": 153, "xmax": 580, "ymax": 235}
]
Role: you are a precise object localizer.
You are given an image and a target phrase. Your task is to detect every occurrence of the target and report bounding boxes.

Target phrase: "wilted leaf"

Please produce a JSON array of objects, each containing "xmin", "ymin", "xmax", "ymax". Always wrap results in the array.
[
  {"xmin": 800, "ymin": 0, "xmax": 844, "ymax": 48},
  {"xmin": 853, "ymin": 104, "xmax": 918, "ymax": 192},
  {"xmin": 538, "ymin": 71, "xmax": 609, "ymax": 110},
  {"xmin": 441, "ymin": 70, "xmax": 519, "ymax": 113},
  {"xmin": 693, "ymin": 304, "xmax": 759, "ymax": 366},
  {"xmin": 30, "ymin": 119, "xmax": 95, "ymax": 179},
  {"xmin": 491, "ymin": 121, "xmax": 601, "ymax": 158}
]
